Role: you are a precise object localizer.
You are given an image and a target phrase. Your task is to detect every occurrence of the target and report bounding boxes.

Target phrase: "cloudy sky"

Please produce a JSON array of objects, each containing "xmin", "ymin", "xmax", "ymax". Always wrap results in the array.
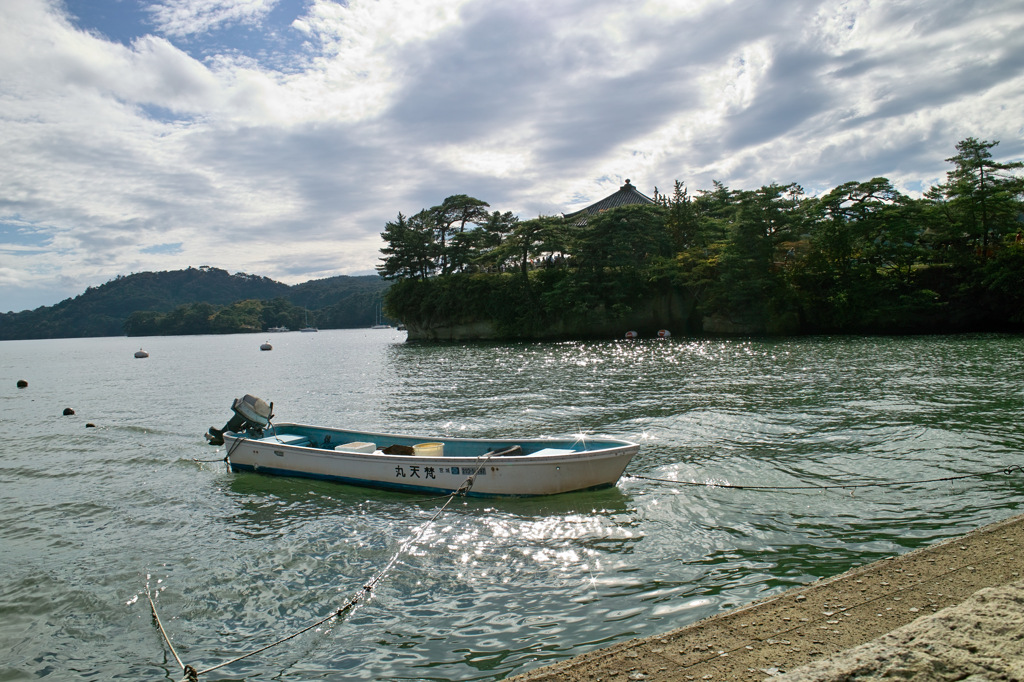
[{"xmin": 2, "ymin": 0, "xmax": 1022, "ymax": 312}]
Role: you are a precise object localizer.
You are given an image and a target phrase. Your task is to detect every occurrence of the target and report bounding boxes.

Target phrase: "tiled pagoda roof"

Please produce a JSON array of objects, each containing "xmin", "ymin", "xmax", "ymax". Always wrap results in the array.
[{"xmin": 563, "ymin": 179, "xmax": 656, "ymax": 225}]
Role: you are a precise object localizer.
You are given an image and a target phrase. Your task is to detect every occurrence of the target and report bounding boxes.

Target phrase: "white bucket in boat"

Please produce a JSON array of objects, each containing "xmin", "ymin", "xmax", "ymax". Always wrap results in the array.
[{"xmin": 413, "ymin": 442, "xmax": 444, "ymax": 457}]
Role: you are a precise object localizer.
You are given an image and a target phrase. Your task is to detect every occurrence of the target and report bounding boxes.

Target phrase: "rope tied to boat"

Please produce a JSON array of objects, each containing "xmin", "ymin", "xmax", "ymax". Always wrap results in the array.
[
  {"xmin": 147, "ymin": 463, "xmax": 470, "ymax": 680},
  {"xmin": 626, "ymin": 464, "xmax": 1024, "ymax": 491},
  {"xmin": 194, "ymin": 410, "xmax": 275, "ymax": 464},
  {"xmin": 190, "ymin": 432, "xmax": 251, "ymax": 463},
  {"xmin": 453, "ymin": 447, "xmax": 505, "ymax": 496}
]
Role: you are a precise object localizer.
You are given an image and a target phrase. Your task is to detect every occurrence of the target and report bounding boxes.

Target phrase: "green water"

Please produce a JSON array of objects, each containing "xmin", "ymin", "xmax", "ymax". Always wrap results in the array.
[{"xmin": 1, "ymin": 331, "xmax": 1021, "ymax": 680}]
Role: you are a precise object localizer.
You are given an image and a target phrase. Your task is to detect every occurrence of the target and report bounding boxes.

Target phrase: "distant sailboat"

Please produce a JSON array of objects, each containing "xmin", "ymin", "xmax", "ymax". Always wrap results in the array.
[
  {"xmin": 371, "ymin": 303, "xmax": 390, "ymax": 329},
  {"xmin": 300, "ymin": 308, "xmax": 318, "ymax": 332}
]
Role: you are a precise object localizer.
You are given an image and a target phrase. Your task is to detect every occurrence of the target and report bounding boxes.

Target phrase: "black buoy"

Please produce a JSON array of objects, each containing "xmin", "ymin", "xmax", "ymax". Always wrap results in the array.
[
  {"xmin": 63, "ymin": 407, "xmax": 75, "ymax": 415},
  {"xmin": 17, "ymin": 379, "xmax": 28, "ymax": 388},
  {"xmin": 86, "ymin": 423, "xmax": 96, "ymax": 428}
]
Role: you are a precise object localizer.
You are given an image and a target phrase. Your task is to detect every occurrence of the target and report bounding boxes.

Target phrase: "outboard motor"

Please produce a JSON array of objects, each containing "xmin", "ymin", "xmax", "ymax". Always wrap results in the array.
[{"xmin": 206, "ymin": 394, "xmax": 273, "ymax": 445}]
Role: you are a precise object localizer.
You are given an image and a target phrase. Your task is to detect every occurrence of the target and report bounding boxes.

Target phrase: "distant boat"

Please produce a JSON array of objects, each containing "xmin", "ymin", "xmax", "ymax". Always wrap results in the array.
[
  {"xmin": 134, "ymin": 348, "xmax": 149, "ymax": 358},
  {"xmin": 205, "ymin": 394, "xmax": 640, "ymax": 497},
  {"xmin": 371, "ymin": 303, "xmax": 390, "ymax": 329},
  {"xmin": 267, "ymin": 326, "xmax": 289, "ymax": 333},
  {"xmin": 299, "ymin": 309, "xmax": 317, "ymax": 332},
  {"xmin": 260, "ymin": 341, "xmax": 272, "ymax": 351}
]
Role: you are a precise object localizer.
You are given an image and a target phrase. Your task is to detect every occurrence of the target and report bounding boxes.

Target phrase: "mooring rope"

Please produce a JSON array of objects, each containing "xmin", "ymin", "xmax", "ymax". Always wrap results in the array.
[
  {"xmin": 625, "ymin": 464, "xmax": 1024, "ymax": 491},
  {"xmin": 190, "ymin": 433, "xmax": 248, "ymax": 463},
  {"xmin": 148, "ymin": 464, "xmax": 474, "ymax": 680},
  {"xmin": 193, "ymin": 414, "xmax": 276, "ymax": 464},
  {"xmin": 157, "ymin": 447, "xmax": 1021, "ymax": 676},
  {"xmin": 455, "ymin": 448, "xmax": 502, "ymax": 495},
  {"xmin": 146, "ymin": 583, "xmax": 194, "ymax": 681}
]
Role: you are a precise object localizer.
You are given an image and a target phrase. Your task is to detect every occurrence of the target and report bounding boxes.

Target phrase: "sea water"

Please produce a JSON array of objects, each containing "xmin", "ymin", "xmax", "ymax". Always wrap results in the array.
[{"xmin": 1, "ymin": 330, "xmax": 1021, "ymax": 680}]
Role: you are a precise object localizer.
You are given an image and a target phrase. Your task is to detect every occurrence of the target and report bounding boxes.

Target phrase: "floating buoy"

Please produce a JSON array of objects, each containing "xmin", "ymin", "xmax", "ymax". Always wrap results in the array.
[
  {"xmin": 657, "ymin": 329, "xmax": 671, "ymax": 339},
  {"xmin": 17, "ymin": 379, "xmax": 28, "ymax": 388},
  {"xmin": 260, "ymin": 341, "xmax": 273, "ymax": 351},
  {"xmin": 624, "ymin": 330, "xmax": 638, "ymax": 339},
  {"xmin": 134, "ymin": 348, "xmax": 149, "ymax": 358},
  {"xmin": 86, "ymin": 423, "xmax": 96, "ymax": 428},
  {"xmin": 63, "ymin": 407, "xmax": 75, "ymax": 415}
]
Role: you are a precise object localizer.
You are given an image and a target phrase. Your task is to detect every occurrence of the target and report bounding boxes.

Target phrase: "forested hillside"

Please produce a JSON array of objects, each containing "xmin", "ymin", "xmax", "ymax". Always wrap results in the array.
[
  {"xmin": 0, "ymin": 267, "xmax": 391, "ymax": 339},
  {"xmin": 379, "ymin": 138, "xmax": 1024, "ymax": 339}
]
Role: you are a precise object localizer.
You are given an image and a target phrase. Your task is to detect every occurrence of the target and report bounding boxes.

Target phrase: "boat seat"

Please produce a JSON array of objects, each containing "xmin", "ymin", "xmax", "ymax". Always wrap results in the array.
[
  {"xmin": 334, "ymin": 441, "xmax": 376, "ymax": 454},
  {"xmin": 525, "ymin": 448, "xmax": 576, "ymax": 457},
  {"xmin": 260, "ymin": 433, "xmax": 310, "ymax": 446}
]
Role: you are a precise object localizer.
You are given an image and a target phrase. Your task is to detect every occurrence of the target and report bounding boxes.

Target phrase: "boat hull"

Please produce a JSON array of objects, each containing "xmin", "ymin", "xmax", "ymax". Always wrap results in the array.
[{"xmin": 223, "ymin": 424, "xmax": 638, "ymax": 497}]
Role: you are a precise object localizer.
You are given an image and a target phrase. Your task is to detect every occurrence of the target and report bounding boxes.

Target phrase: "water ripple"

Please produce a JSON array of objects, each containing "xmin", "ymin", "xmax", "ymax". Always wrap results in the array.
[{"xmin": 1, "ymin": 332, "xmax": 1022, "ymax": 680}]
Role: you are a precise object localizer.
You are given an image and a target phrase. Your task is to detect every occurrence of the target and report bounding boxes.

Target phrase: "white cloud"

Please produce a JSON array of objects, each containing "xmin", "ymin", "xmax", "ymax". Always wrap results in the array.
[
  {"xmin": 149, "ymin": 0, "xmax": 280, "ymax": 37},
  {"xmin": 0, "ymin": 0, "xmax": 1023, "ymax": 312}
]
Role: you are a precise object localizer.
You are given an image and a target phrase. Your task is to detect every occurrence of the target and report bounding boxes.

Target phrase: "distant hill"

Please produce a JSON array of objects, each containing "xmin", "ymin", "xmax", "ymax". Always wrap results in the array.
[{"xmin": 0, "ymin": 266, "xmax": 391, "ymax": 340}]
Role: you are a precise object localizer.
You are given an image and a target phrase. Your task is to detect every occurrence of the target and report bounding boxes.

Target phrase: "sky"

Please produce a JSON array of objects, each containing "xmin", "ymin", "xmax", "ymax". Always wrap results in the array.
[{"xmin": 2, "ymin": 0, "xmax": 1023, "ymax": 313}]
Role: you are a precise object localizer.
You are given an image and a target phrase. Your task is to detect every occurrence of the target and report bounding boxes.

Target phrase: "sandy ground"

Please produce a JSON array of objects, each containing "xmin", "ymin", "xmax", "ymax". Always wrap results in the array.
[{"xmin": 508, "ymin": 511, "xmax": 1024, "ymax": 681}]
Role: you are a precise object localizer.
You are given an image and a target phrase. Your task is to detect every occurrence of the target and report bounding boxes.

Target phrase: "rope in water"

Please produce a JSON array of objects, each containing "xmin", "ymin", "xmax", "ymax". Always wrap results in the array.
[
  {"xmin": 625, "ymin": 464, "xmax": 1024, "ymax": 491},
  {"xmin": 148, "ymin": 453, "xmax": 491, "ymax": 681},
  {"xmin": 189, "ymin": 438, "xmax": 241, "ymax": 463},
  {"xmin": 146, "ymin": 586, "xmax": 193, "ymax": 681},
  {"xmin": 161, "ymin": 442, "xmax": 1021, "ymax": 676}
]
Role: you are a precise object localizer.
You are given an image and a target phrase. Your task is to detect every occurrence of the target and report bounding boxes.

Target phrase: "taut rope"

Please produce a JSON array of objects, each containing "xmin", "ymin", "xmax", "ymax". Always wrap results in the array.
[{"xmin": 148, "ymin": 459, "xmax": 481, "ymax": 680}]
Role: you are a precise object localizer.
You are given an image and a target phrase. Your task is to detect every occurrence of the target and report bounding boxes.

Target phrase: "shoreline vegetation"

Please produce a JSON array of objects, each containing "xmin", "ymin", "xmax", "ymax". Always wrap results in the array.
[{"xmin": 379, "ymin": 138, "xmax": 1024, "ymax": 340}]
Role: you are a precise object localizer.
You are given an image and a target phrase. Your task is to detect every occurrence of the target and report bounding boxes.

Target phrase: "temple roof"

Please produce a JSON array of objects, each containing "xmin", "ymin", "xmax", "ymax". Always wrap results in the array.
[{"xmin": 563, "ymin": 179, "xmax": 656, "ymax": 225}]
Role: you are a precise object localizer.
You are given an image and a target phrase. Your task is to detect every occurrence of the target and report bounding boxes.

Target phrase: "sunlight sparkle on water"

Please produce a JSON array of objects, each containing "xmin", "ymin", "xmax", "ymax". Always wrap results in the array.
[{"xmin": 5, "ymin": 332, "xmax": 1020, "ymax": 682}]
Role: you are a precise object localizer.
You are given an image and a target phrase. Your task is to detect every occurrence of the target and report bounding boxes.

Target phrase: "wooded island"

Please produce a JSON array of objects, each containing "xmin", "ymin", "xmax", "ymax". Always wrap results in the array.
[{"xmin": 379, "ymin": 138, "xmax": 1024, "ymax": 339}]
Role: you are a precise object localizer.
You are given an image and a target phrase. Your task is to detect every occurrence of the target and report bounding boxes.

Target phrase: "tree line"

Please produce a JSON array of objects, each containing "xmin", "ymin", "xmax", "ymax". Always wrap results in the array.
[
  {"xmin": 123, "ymin": 298, "xmax": 305, "ymax": 336},
  {"xmin": 123, "ymin": 284, "xmax": 391, "ymax": 336},
  {"xmin": 378, "ymin": 138, "xmax": 1024, "ymax": 337}
]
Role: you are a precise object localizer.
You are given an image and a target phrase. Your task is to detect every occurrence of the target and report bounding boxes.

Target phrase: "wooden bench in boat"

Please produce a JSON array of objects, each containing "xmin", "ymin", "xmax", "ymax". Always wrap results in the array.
[{"xmin": 257, "ymin": 433, "xmax": 310, "ymax": 447}]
